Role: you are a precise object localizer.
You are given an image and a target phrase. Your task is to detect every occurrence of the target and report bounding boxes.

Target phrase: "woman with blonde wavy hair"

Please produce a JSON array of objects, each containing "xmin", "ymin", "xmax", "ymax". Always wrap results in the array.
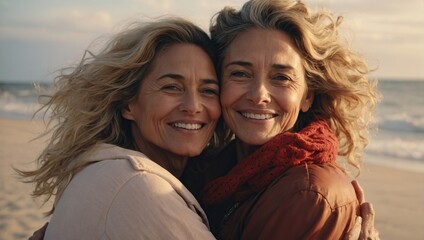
[
  {"xmin": 182, "ymin": 0, "xmax": 380, "ymax": 239},
  {"xmin": 19, "ymin": 17, "xmax": 224, "ymax": 239}
]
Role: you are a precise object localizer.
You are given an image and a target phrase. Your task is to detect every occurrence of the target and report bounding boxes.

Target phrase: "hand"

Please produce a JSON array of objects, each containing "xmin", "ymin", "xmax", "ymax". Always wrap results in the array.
[
  {"xmin": 28, "ymin": 222, "xmax": 48, "ymax": 240},
  {"xmin": 345, "ymin": 216, "xmax": 362, "ymax": 240},
  {"xmin": 359, "ymin": 202, "xmax": 379, "ymax": 239},
  {"xmin": 349, "ymin": 180, "xmax": 380, "ymax": 240}
]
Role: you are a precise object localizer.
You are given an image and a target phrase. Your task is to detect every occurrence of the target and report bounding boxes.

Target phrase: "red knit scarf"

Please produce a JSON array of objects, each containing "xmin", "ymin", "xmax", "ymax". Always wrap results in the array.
[{"xmin": 203, "ymin": 120, "xmax": 338, "ymax": 205}]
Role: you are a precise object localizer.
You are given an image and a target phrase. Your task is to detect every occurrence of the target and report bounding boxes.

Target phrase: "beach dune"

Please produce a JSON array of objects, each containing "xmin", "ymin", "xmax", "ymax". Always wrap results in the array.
[{"xmin": 1, "ymin": 117, "xmax": 423, "ymax": 239}]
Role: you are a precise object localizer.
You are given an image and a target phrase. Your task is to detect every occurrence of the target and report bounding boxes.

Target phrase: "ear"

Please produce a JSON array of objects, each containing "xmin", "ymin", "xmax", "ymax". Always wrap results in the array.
[
  {"xmin": 121, "ymin": 103, "xmax": 136, "ymax": 121},
  {"xmin": 301, "ymin": 88, "xmax": 314, "ymax": 113}
]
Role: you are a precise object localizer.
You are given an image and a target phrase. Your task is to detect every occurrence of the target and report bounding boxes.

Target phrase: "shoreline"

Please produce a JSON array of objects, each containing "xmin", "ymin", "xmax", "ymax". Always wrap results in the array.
[
  {"xmin": 364, "ymin": 152, "xmax": 424, "ymax": 174},
  {"xmin": 1, "ymin": 117, "xmax": 423, "ymax": 239}
]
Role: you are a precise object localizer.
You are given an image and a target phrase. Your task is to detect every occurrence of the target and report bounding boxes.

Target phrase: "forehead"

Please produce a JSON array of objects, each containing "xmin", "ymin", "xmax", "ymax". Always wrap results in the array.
[
  {"xmin": 143, "ymin": 43, "xmax": 217, "ymax": 84},
  {"xmin": 223, "ymin": 28, "xmax": 303, "ymax": 67},
  {"xmin": 147, "ymin": 43, "xmax": 216, "ymax": 78},
  {"xmin": 154, "ymin": 43, "xmax": 213, "ymax": 68}
]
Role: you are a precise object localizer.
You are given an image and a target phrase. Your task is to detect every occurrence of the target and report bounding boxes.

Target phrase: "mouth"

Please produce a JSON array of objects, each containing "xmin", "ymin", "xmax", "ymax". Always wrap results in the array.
[
  {"xmin": 239, "ymin": 112, "xmax": 277, "ymax": 120},
  {"xmin": 170, "ymin": 122, "xmax": 204, "ymax": 130}
]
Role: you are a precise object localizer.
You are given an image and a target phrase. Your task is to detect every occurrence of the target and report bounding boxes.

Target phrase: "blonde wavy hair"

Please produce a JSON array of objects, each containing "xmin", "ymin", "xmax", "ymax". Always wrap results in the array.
[
  {"xmin": 210, "ymin": 0, "xmax": 380, "ymax": 169},
  {"xmin": 18, "ymin": 17, "xmax": 221, "ymax": 213}
]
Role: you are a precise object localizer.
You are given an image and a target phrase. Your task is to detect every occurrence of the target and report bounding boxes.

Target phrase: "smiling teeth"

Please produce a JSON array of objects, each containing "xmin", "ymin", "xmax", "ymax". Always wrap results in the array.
[
  {"xmin": 242, "ymin": 112, "xmax": 274, "ymax": 120},
  {"xmin": 173, "ymin": 123, "xmax": 202, "ymax": 130}
]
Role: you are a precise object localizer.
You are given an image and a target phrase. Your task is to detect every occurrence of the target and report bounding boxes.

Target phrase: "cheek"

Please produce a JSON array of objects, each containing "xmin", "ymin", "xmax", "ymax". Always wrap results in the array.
[
  {"xmin": 220, "ymin": 96, "xmax": 235, "ymax": 121},
  {"xmin": 209, "ymin": 99, "xmax": 222, "ymax": 121},
  {"xmin": 140, "ymin": 97, "xmax": 173, "ymax": 123},
  {"xmin": 275, "ymin": 91, "xmax": 304, "ymax": 112},
  {"xmin": 220, "ymin": 82, "xmax": 240, "ymax": 109},
  {"xmin": 219, "ymin": 94, "xmax": 230, "ymax": 111}
]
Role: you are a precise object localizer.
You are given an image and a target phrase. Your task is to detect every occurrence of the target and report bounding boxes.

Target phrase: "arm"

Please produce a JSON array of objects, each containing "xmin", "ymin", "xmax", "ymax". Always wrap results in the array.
[
  {"xmin": 241, "ymin": 189, "xmax": 357, "ymax": 239},
  {"xmin": 237, "ymin": 164, "xmax": 360, "ymax": 239},
  {"xmin": 104, "ymin": 173, "xmax": 216, "ymax": 240}
]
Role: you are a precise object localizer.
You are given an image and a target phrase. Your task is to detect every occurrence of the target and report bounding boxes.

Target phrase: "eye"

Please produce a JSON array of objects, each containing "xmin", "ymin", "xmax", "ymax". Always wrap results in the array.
[
  {"xmin": 230, "ymin": 70, "xmax": 250, "ymax": 78},
  {"xmin": 272, "ymin": 74, "xmax": 293, "ymax": 85},
  {"xmin": 273, "ymin": 74, "xmax": 290, "ymax": 81},
  {"xmin": 200, "ymin": 87, "xmax": 219, "ymax": 97},
  {"xmin": 161, "ymin": 84, "xmax": 182, "ymax": 93}
]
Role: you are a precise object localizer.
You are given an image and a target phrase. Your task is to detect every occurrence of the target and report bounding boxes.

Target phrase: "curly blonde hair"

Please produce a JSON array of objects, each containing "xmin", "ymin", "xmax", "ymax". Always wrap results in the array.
[
  {"xmin": 210, "ymin": 0, "xmax": 380, "ymax": 169},
  {"xmin": 18, "ymin": 17, "xmax": 220, "ymax": 213}
]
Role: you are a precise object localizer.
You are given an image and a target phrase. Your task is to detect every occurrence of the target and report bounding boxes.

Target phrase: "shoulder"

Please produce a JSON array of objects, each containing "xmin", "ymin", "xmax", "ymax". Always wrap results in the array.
[
  {"xmin": 56, "ymin": 159, "xmax": 171, "ymax": 214},
  {"xmin": 46, "ymin": 159, "xmax": 160, "ymax": 239},
  {"xmin": 68, "ymin": 143, "xmax": 184, "ymax": 193},
  {"xmin": 67, "ymin": 143, "xmax": 196, "ymax": 204},
  {"xmin": 54, "ymin": 143, "xmax": 189, "ymax": 214},
  {"xmin": 269, "ymin": 163, "xmax": 357, "ymax": 208},
  {"xmin": 234, "ymin": 164, "xmax": 358, "ymax": 239}
]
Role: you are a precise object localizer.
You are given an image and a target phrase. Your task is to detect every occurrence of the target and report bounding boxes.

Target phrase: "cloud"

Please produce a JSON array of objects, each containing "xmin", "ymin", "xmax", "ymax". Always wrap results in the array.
[
  {"xmin": 305, "ymin": 0, "xmax": 424, "ymax": 79},
  {"xmin": 0, "ymin": 0, "xmax": 423, "ymax": 81},
  {"xmin": 134, "ymin": 0, "xmax": 173, "ymax": 10},
  {"xmin": 0, "ymin": 7, "xmax": 114, "ymax": 42}
]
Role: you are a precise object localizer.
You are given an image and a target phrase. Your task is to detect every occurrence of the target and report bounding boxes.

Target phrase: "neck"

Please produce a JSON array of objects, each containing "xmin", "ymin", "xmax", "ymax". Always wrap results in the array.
[
  {"xmin": 134, "ymin": 142, "xmax": 188, "ymax": 179},
  {"xmin": 235, "ymin": 138, "xmax": 260, "ymax": 163}
]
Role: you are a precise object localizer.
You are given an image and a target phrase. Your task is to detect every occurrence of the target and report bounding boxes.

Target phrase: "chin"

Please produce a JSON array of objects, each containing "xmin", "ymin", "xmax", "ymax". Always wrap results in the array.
[
  {"xmin": 179, "ymin": 148, "xmax": 204, "ymax": 158},
  {"xmin": 184, "ymin": 152, "xmax": 202, "ymax": 158}
]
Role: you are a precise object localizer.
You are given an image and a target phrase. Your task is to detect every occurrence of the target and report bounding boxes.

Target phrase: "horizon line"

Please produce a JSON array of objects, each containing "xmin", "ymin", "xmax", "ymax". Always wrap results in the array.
[{"xmin": 1, "ymin": 77, "xmax": 424, "ymax": 84}]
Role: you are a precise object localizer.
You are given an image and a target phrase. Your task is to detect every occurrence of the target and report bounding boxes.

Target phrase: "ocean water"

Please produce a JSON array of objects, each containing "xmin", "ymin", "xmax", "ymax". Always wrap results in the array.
[
  {"xmin": 1, "ymin": 80, "xmax": 423, "ymax": 172},
  {"xmin": 365, "ymin": 80, "xmax": 424, "ymax": 173},
  {"xmin": 0, "ymin": 82, "xmax": 49, "ymax": 119}
]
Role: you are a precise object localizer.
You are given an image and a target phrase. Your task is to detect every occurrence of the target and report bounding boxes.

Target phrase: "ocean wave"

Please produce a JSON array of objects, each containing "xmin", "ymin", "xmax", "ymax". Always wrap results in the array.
[
  {"xmin": 366, "ymin": 137, "xmax": 424, "ymax": 161},
  {"xmin": 377, "ymin": 114, "xmax": 424, "ymax": 133},
  {"xmin": 0, "ymin": 92, "xmax": 39, "ymax": 119},
  {"xmin": 0, "ymin": 101, "xmax": 41, "ymax": 119}
]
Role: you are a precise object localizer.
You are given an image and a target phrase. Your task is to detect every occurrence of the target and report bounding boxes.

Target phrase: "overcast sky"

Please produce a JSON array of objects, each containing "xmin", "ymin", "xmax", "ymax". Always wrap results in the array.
[{"xmin": 1, "ymin": 0, "xmax": 423, "ymax": 83}]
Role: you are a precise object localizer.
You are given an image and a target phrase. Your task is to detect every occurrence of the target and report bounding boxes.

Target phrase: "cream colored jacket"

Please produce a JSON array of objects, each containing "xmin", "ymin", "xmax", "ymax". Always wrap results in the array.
[{"xmin": 45, "ymin": 144, "xmax": 215, "ymax": 240}]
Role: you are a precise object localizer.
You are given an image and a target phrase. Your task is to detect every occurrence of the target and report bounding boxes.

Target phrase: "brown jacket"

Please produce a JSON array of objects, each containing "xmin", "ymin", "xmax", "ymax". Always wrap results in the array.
[
  {"xmin": 219, "ymin": 163, "xmax": 359, "ymax": 240},
  {"xmin": 183, "ymin": 141, "xmax": 359, "ymax": 240}
]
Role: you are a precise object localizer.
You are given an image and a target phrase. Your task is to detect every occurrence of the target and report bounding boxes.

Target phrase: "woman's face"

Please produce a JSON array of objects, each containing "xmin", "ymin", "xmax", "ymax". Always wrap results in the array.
[
  {"xmin": 123, "ymin": 43, "xmax": 220, "ymax": 158},
  {"xmin": 220, "ymin": 28, "xmax": 313, "ymax": 146}
]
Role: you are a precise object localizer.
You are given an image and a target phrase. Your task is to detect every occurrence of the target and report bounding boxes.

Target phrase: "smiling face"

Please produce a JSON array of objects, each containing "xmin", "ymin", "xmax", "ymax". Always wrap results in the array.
[
  {"xmin": 220, "ymin": 28, "xmax": 314, "ymax": 147},
  {"xmin": 122, "ymin": 43, "xmax": 220, "ymax": 159}
]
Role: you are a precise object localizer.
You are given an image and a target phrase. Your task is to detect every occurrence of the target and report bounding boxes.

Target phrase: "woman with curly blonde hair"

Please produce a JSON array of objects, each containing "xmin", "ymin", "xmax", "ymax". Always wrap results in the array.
[
  {"xmin": 19, "ymin": 17, "xmax": 223, "ymax": 239},
  {"xmin": 182, "ymin": 0, "xmax": 380, "ymax": 239}
]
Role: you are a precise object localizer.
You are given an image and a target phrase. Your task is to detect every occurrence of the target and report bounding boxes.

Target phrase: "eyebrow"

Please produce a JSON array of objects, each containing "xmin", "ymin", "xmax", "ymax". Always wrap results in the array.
[
  {"xmin": 272, "ymin": 63, "xmax": 295, "ymax": 71},
  {"xmin": 202, "ymin": 79, "xmax": 220, "ymax": 85},
  {"xmin": 224, "ymin": 61, "xmax": 252, "ymax": 68},
  {"xmin": 224, "ymin": 61, "xmax": 295, "ymax": 71},
  {"xmin": 157, "ymin": 74, "xmax": 218, "ymax": 85}
]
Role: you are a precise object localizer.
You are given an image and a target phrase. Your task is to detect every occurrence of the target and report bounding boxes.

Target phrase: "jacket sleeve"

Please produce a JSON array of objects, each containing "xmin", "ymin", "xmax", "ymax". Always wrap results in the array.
[
  {"xmin": 103, "ymin": 173, "xmax": 216, "ymax": 240},
  {"xmin": 239, "ymin": 164, "xmax": 358, "ymax": 240},
  {"xmin": 242, "ymin": 190, "xmax": 354, "ymax": 239}
]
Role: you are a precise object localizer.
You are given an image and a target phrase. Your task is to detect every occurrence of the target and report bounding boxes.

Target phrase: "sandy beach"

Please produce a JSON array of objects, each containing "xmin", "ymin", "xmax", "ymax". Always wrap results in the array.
[{"xmin": 1, "ymin": 117, "xmax": 423, "ymax": 240}]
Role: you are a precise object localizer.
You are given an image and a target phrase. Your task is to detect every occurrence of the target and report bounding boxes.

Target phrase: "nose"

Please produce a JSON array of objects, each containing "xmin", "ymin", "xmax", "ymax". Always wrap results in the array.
[
  {"xmin": 247, "ymin": 76, "xmax": 271, "ymax": 104},
  {"xmin": 179, "ymin": 90, "xmax": 202, "ymax": 114}
]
